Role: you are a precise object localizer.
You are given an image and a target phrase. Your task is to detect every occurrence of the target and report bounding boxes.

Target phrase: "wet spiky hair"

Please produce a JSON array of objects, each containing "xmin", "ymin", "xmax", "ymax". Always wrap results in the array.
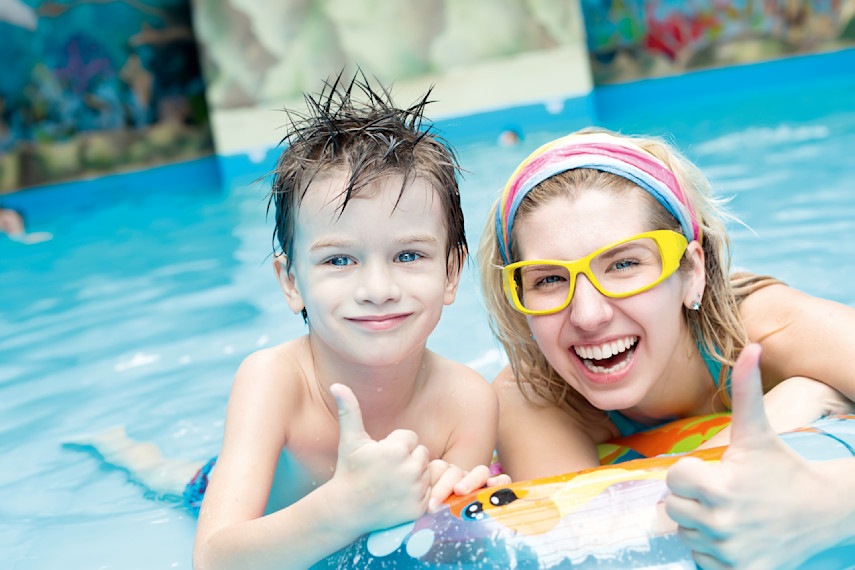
[{"xmin": 268, "ymin": 70, "xmax": 466, "ymax": 276}]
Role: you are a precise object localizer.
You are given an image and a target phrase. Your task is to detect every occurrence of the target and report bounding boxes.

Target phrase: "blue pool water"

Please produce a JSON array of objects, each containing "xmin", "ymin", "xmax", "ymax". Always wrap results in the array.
[{"xmin": 2, "ymin": 48, "xmax": 855, "ymax": 568}]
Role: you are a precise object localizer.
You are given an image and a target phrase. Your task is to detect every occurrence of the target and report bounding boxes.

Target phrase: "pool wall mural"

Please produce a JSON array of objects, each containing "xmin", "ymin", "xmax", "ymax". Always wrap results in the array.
[
  {"xmin": 583, "ymin": 0, "xmax": 855, "ymax": 84},
  {"xmin": 0, "ymin": 0, "xmax": 213, "ymax": 192},
  {"xmin": 1, "ymin": 0, "xmax": 854, "ymax": 193}
]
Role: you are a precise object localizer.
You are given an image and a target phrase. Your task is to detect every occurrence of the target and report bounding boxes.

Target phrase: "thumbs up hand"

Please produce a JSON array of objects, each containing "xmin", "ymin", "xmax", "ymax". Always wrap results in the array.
[
  {"xmin": 665, "ymin": 344, "xmax": 851, "ymax": 569},
  {"xmin": 328, "ymin": 383, "xmax": 431, "ymax": 534}
]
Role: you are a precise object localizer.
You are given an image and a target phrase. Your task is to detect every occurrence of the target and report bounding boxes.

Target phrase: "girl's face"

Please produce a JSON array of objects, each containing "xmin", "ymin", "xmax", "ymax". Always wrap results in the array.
[{"xmin": 513, "ymin": 189, "xmax": 703, "ymax": 413}]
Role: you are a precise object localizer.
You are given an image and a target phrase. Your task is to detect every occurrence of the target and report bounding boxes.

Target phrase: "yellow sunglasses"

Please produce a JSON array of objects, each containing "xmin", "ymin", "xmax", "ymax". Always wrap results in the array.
[{"xmin": 501, "ymin": 230, "xmax": 688, "ymax": 316}]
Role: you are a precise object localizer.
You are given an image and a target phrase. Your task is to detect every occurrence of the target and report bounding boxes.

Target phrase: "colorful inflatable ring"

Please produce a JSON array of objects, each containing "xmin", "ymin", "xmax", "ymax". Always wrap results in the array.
[{"xmin": 316, "ymin": 414, "xmax": 855, "ymax": 569}]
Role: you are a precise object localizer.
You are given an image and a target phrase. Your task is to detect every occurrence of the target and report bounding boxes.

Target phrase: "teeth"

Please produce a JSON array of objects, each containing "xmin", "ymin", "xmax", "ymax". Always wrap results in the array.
[
  {"xmin": 582, "ymin": 356, "xmax": 631, "ymax": 374},
  {"xmin": 574, "ymin": 336, "xmax": 637, "ymax": 362}
]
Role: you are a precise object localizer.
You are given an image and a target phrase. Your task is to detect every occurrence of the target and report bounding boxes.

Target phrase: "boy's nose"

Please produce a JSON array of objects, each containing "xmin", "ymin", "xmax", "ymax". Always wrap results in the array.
[
  {"xmin": 356, "ymin": 262, "xmax": 402, "ymax": 305},
  {"xmin": 566, "ymin": 274, "xmax": 613, "ymax": 330}
]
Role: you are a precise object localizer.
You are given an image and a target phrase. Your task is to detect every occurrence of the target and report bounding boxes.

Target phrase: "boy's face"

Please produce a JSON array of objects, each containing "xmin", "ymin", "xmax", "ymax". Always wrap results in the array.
[{"xmin": 276, "ymin": 169, "xmax": 461, "ymax": 367}]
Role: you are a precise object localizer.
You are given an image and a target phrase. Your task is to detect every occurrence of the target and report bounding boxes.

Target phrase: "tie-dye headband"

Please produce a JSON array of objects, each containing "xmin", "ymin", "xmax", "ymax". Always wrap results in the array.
[{"xmin": 496, "ymin": 135, "xmax": 700, "ymax": 264}]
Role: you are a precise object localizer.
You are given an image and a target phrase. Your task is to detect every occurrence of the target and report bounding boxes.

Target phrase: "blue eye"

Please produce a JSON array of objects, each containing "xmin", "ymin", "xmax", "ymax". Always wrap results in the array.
[
  {"xmin": 396, "ymin": 251, "xmax": 420, "ymax": 263},
  {"xmin": 611, "ymin": 259, "xmax": 639, "ymax": 271},
  {"xmin": 327, "ymin": 256, "xmax": 354, "ymax": 266}
]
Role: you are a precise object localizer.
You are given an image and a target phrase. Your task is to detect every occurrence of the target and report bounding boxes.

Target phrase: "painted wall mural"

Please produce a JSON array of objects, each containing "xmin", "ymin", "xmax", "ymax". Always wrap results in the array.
[
  {"xmin": 582, "ymin": 0, "xmax": 855, "ymax": 84},
  {"xmin": 0, "ymin": 0, "xmax": 212, "ymax": 192},
  {"xmin": 2, "ymin": 0, "xmax": 854, "ymax": 193},
  {"xmin": 189, "ymin": 0, "xmax": 584, "ymax": 110}
]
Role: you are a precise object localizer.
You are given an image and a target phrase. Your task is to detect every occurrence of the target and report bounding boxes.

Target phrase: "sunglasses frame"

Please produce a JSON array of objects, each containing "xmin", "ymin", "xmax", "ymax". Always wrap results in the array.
[{"xmin": 501, "ymin": 229, "xmax": 689, "ymax": 316}]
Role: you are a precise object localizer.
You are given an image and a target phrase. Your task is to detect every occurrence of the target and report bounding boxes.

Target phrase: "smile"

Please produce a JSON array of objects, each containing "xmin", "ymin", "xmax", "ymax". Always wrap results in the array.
[
  {"xmin": 573, "ymin": 336, "xmax": 638, "ymax": 374},
  {"xmin": 348, "ymin": 313, "xmax": 410, "ymax": 331}
]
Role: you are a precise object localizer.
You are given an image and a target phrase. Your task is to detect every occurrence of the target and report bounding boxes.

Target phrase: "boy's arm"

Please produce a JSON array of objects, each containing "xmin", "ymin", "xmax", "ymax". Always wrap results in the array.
[
  {"xmin": 193, "ymin": 353, "xmax": 431, "ymax": 570},
  {"xmin": 438, "ymin": 366, "xmax": 499, "ymax": 470},
  {"xmin": 424, "ymin": 364, "xmax": 517, "ymax": 504}
]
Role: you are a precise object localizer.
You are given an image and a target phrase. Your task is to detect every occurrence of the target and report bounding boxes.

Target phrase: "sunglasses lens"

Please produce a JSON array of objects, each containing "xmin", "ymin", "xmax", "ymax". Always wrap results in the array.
[
  {"xmin": 591, "ymin": 237, "xmax": 666, "ymax": 294},
  {"xmin": 514, "ymin": 264, "xmax": 573, "ymax": 313}
]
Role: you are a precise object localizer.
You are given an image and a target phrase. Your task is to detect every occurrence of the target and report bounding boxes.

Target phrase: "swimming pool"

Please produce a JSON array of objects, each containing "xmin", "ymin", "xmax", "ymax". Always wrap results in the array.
[{"xmin": 2, "ymin": 48, "xmax": 855, "ymax": 568}]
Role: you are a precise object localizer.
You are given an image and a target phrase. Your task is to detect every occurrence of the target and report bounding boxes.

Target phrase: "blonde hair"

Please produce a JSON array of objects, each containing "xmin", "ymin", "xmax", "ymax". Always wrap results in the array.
[{"xmin": 478, "ymin": 128, "xmax": 775, "ymax": 417}]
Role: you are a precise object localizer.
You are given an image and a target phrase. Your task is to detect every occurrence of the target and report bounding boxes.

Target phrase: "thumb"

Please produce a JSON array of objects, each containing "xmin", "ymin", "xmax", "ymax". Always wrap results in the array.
[
  {"xmin": 330, "ymin": 383, "xmax": 371, "ymax": 455},
  {"xmin": 727, "ymin": 343, "xmax": 776, "ymax": 450}
]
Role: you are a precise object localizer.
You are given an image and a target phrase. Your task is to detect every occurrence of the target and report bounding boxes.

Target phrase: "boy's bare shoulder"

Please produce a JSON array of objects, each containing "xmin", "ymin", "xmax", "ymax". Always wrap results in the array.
[
  {"xmin": 240, "ymin": 336, "xmax": 310, "ymax": 372},
  {"xmin": 423, "ymin": 350, "xmax": 498, "ymax": 467},
  {"xmin": 229, "ymin": 336, "xmax": 314, "ymax": 414},
  {"xmin": 425, "ymin": 350, "xmax": 495, "ymax": 401}
]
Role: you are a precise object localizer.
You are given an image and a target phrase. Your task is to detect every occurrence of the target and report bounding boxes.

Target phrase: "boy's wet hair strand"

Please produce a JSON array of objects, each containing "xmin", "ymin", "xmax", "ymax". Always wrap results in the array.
[{"xmin": 268, "ymin": 70, "xmax": 466, "ymax": 283}]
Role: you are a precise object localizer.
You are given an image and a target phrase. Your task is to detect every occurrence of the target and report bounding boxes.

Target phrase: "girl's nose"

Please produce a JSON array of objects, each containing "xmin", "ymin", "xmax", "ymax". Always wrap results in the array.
[
  {"xmin": 355, "ymin": 262, "xmax": 402, "ymax": 305},
  {"xmin": 566, "ymin": 274, "xmax": 613, "ymax": 330}
]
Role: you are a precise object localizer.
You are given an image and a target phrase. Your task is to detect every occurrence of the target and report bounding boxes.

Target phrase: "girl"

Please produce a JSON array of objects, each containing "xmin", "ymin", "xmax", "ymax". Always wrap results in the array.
[{"xmin": 478, "ymin": 127, "xmax": 855, "ymax": 568}]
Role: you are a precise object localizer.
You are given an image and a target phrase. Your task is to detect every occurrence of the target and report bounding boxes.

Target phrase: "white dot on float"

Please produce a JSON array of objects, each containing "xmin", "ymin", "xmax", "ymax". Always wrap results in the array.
[
  {"xmin": 366, "ymin": 521, "xmax": 416, "ymax": 556},
  {"xmin": 405, "ymin": 528, "xmax": 436, "ymax": 558}
]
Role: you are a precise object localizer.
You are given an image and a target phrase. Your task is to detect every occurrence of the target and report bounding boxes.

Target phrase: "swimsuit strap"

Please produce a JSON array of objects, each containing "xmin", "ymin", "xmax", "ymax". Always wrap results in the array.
[
  {"xmin": 697, "ymin": 339, "xmax": 731, "ymax": 397},
  {"xmin": 605, "ymin": 410, "xmax": 668, "ymax": 438}
]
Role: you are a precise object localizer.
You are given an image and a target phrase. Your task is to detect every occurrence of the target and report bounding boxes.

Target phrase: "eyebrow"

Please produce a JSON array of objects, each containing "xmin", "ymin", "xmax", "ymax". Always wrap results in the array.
[
  {"xmin": 395, "ymin": 234, "xmax": 441, "ymax": 248},
  {"xmin": 309, "ymin": 238, "xmax": 357, "ymax": 252},
  {"xmin": 597, "ymin": 241, "xmax": 654, "ymax": 258},
  {"xmin": 309, "ymin": 234, "xmax": 441, "ymax": 252}
]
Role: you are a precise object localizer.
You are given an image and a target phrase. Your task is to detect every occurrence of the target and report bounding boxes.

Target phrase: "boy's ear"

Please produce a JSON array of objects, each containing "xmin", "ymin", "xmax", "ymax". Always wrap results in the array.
[
  {"xmin": 443, "ymin": 248, "xmax": 466, "ymax": 306},
  {"xmin": 682, "ymin": 240, "xmax": 706, "ymax": 308},
  {"xmin": 273, "ymin": 254, "xmax": 305, "ymax": 314}
]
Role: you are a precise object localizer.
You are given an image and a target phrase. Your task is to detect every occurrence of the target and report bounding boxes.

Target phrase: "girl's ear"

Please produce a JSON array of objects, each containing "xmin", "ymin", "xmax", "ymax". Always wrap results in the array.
[
  {"xmin": 273, "ymin": 254, "xmax": 305, "ymax": 314},
  {"xmin": 683, "ymin": 240, "xmax": 706, "ymax": 309},
  {"xmin": 443, "ymin": 248, "xmax": 466, "ymax": 306}
]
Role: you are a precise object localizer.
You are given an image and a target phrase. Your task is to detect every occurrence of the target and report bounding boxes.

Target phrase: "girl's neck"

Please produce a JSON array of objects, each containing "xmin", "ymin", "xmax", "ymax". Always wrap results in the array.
[{"xmin": 629, "ymin": 332, "xmax": 721, "ymax": 422}]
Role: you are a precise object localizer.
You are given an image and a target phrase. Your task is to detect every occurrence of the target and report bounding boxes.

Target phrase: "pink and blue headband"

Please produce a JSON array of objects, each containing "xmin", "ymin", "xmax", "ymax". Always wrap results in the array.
[{"xmin": 496, "ymin": 134, "xmax": 700, "ymax": 264}]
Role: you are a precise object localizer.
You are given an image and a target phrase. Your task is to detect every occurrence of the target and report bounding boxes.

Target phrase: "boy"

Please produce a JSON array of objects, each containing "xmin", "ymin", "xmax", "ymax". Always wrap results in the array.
[{"xmin": 191, "ymin": 73, "xmax": 500, "ymax": 569}]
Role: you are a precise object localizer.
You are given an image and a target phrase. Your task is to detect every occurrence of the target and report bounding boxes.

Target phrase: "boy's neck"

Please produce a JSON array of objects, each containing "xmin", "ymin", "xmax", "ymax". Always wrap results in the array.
[{"xmin": 304, "ymin": 335, "xmax": 431, "ymax": 423}]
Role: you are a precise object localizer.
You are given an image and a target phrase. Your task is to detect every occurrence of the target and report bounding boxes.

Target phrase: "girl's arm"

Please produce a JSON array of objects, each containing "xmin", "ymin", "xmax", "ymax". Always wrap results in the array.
[
  {"xmin": 741, "ymin": 283, "xmax": 855, "ymax": 400},
  {"xmin": 667, "ymin": 344, "xmax": 855, "ymax": 569},
  {"xmin": 761, "ymin": 376, "xmax": 854, "ymax": 426},
  {"xmin": 490, "ymin": 366, "xmax": 602, "ymax": 481},
  {"xmin": 699, "ymin": 284, "xmax": 855, "ymax": 450},
  {"xmin": 699, "ymin": 375, "xmax": 854, "ymax": 449},
  {"xmin": 193, "ymin": 353, "xmax": 431, "ymax": 570}
]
